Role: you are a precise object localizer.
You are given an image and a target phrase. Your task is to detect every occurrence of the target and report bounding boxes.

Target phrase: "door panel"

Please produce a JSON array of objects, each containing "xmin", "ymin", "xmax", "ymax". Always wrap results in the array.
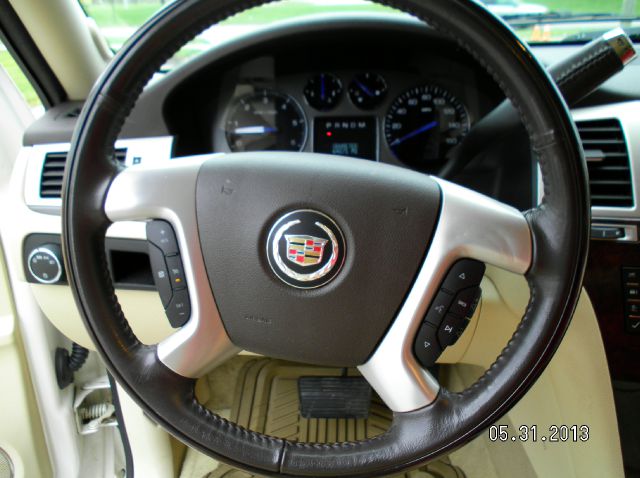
[{"xmin": 0, "ymin": 57, "xmax": 51, "ymax": 478}]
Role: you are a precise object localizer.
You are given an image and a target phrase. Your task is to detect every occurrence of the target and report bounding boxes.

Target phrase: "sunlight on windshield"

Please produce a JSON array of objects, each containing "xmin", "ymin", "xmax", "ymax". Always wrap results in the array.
[
  {"xmin": 79, "ymin": 0, "xmax": 640, "ymax": 70},
  {"xmin": 0, "ymin": 39, "xmax": 44, "ymax": 117}
]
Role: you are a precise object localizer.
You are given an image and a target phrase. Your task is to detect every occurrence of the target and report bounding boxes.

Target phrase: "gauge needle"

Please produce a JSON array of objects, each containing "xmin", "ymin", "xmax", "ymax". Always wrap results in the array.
[
  {"xmin": 390, "ymin": 120, "xmax": 439, "ymax": 147},
  {"xmin": 320, "ymin": 74, "xmax": 326, "ymax": 101},
  {"xmin": 355, "ymin": 79, "xmax": 374, "ymax": 97},
  {"xmin": 233, "ymin": 126, "xmax": 278, "ymax": 135}
]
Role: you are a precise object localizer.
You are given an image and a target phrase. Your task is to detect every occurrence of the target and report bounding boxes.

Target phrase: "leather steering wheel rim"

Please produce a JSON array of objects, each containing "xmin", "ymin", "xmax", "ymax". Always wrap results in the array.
[{"xmin": 62, "ymin": 0, "xmax": 590, "ymax": 476}]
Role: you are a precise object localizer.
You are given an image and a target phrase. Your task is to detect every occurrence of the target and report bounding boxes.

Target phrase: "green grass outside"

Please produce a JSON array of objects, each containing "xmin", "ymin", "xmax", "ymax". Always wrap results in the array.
[
  {"xmin": 80, "ymin": 0, "xmax": 640, "ymax": 30},
  {"xmin": 538, "ymin": 0, "xmax": 640, "ymax": 15},
  {"xmin": 4, "ymin": 1, "xmax": 638, "ymax": 107},
  {"xmin": 0, "ymin": 48, "xmax": 41, "ymax": 107},
  {"xmin": 80, "ymin": 2, "xmax": 396, "ymax": 28}
]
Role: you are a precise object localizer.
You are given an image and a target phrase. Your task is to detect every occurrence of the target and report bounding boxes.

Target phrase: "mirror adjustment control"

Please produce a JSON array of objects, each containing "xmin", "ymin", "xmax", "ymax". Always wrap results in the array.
[
  {"xmin": 147, "ymin": 220, "xmax": 179, "ymax": 256},
  {"xmin": 165, "ymin": 289, "xmax": 191, "ymax": 328},
  {"xmin": 414, "ymin": 323, "xmax": 441, "ymax": 368},
  {"xmin": 450, "ymin": 286, "xmax": 482, "ymax": 318},
  {"xmin": 166, "ymin": 255, "xmax": 187, "ymax": 290},
  {"xmin": 148, "ymin": 244, "xmax": 172, "ymax": 307},
  {"xmin": 441, "ymin": 259, "xmax": 485, "ymax": 293}
]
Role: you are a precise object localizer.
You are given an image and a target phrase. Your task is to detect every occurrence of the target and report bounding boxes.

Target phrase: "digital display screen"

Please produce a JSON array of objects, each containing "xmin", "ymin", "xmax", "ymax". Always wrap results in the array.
[{"xmin": 314, "ymin": 116, "xmax": 376, "ymax": 161}]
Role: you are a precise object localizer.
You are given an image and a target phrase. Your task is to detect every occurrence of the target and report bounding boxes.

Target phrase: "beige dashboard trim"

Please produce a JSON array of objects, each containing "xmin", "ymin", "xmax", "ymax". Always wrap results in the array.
[
  {"xmin": 460, "ymin": 266, "xmax": 624, "ymax": 478},
  {"xmin": 8, "ymin": 0, "xmax": 107, "ymax": 100},
  {"xmin": 30, "ymin": 285, "xmax": 174, "ymax": 350}
]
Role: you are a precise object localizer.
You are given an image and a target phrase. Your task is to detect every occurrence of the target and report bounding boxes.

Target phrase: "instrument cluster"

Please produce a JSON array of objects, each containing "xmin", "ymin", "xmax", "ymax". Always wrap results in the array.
[{"xmin": 218, "ymin": 70, "xmax": 474, "ymax": 174}]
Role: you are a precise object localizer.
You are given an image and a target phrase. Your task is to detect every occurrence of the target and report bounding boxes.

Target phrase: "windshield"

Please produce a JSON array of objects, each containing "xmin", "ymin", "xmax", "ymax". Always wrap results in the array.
[{"xmin": 79, "ymin": 0, "xmax": 640, "ymax": 70}]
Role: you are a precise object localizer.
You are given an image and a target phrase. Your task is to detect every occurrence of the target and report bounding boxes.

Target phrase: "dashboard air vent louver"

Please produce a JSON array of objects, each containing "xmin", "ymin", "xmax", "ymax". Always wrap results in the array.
[
  {"xmin": 39, "ymin": 148, "xmax": 127, "ymax": 199},
  {"xmin": 576, "ymin": 119, "xmax": 633, "ymax": 208}
]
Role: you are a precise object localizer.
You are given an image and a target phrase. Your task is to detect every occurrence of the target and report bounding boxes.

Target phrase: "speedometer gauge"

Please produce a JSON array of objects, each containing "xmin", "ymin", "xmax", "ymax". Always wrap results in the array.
[
  {"xmin": 384, "ymin": 85, "xmax": 470, "ymax": 171},
  {"xmin": 225, "ymin": 90, "xmax": 307, "ymax": 153}
]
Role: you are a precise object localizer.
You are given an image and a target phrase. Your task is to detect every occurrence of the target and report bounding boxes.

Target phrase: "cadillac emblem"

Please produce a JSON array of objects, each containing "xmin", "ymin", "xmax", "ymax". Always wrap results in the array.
[
  {"xmin": 267, "ymin": 210, "xmax": 346, "ymax": 289},
  {"xmin": 285, "ymin": 235, "xmax": 328, "ymax": 266}
]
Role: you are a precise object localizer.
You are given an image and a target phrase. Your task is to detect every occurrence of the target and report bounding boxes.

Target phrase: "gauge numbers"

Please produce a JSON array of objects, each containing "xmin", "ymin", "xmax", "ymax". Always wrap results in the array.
[
  {"xmin": 385, "ymin": 85, "xmax": 470, "ymax": 172},
  {"xmin": 225, "ymin": 90, "xmax": 307, "ymax": 153}
]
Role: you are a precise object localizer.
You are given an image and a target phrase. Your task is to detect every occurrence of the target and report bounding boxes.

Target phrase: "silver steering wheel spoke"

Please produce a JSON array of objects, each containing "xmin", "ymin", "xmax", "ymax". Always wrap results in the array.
[
  {"xmin": 359, "ymin": 178, "xmax": 532, "ymax": 413},
  {"xmin": 104, "ymin": 156, "xmax": 239, "ymax": 378}
]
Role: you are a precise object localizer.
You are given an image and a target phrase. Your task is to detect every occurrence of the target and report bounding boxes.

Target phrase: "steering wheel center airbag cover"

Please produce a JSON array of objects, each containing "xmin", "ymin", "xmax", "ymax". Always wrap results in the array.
[
  {"xmin": 267, "ymin": 209, "xmax": 346, "ymax": 289},
  {"xmin": 195, "ymin": 152, "xmax": 440, "ymax": 366}
]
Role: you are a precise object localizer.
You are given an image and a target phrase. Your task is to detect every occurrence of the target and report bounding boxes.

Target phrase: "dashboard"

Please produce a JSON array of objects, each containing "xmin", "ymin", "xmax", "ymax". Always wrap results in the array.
[
  {"xmin": 12, "ymin": 15, "xmax": 640, "ymax": 384},
  {"xmin": 5, "ymin": 12, "xmax": 640, "ymax": 478},
  {"xmin": 157, "ymin": 21, "xmax": 536, "ymax": 209},
  {"xmin": 209, "ymin": 59, "xmax": 487, "ymax": 174}
]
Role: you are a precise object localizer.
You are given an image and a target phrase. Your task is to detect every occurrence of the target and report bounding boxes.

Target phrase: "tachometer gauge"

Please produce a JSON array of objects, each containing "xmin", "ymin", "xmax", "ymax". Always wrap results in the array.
[
  {"xmin": 384, "ymin": 85, "xmax": 470, "ymax": 172},
  {"xmin": 225, "ymin": 90, "xmax": 307, "ymax": 152}
]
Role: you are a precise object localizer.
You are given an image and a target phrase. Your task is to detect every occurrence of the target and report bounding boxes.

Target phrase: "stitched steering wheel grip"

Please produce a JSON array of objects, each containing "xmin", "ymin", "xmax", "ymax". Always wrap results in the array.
[{"xmin": 62, "ymin": 0, "xmax": 589, "ymax": 476}]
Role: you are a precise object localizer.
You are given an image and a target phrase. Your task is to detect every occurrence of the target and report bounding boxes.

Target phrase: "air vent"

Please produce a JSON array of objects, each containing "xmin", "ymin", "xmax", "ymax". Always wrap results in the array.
[
  {"xmin": 39, "ymin": 148, "xmax": 127, "ymax": 199},
  {"xmin": 577, "ymin": 119, "xmax": 633, "ymax": 208},
  {"xmin": 114, "ymin": 149, "xmax": 127, "ymax": 164}
]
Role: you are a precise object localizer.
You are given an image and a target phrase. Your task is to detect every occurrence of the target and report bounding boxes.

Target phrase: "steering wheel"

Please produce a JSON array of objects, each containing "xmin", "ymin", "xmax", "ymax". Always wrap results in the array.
[{"xmin": 62, "ymin": 0, "xmax": 589, "ymax": 476}]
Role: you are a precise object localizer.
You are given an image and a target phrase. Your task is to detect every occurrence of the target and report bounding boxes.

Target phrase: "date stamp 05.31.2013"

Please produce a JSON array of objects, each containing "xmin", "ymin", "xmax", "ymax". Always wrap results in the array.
[{"xmin": 488, "ymin": 424, "xmax": 589, "ymax": 443}]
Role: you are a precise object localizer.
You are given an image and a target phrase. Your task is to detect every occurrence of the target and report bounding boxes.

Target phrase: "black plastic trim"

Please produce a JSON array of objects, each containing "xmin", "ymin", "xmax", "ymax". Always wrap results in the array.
[
  {"xmin": 108, "ymin": 373, "xmax": 134, "ymax": 478},
  {"xmin": 23, "ymin": 233, "xmax": 155, "ymax": 291}
]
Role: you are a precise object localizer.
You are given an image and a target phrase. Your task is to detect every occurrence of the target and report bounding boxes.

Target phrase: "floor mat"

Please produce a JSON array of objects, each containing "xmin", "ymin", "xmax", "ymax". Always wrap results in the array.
[
  {"xmin": 230, "ymin": 359, "xmax": 389, "ymax": 442},
  {"xmin": 197, "ymin": 358, "xmax": 465, "ymax": 478}
]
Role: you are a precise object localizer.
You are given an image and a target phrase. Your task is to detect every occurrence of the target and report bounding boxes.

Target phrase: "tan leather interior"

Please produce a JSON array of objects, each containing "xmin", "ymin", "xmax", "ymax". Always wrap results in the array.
[
  {"xmin": 7, "ymin": 0, "xmax": 107, "ymax": 100},
  {"xmin": 104, "ymin": 266, "xmax": 623, "ymax": 477},
  {"xmin": 0, "ymin": 242, "xmax": 51, "ymax": 478},
  {"xmin": 0, "ymin": 4, "xmax": 627, "ymax": 473}
]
